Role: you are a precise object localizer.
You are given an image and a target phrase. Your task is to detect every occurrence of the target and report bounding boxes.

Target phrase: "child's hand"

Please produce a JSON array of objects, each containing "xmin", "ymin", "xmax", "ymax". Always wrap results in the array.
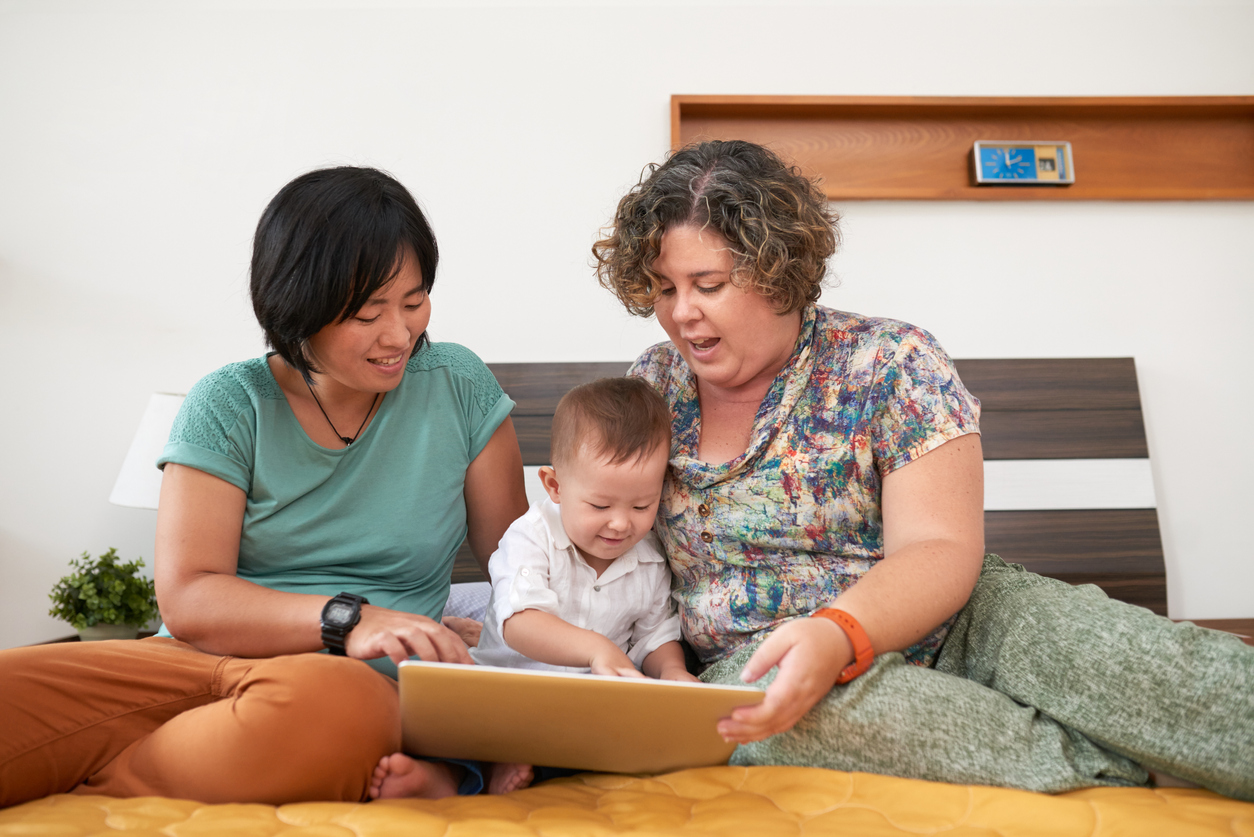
[
  {"xmin": 658, "ymin": 666, "xmax": 701, "ymax": 683},
  {"xmin": 589, "ymin": 646, "xmax": 646, "ymax": 678}
]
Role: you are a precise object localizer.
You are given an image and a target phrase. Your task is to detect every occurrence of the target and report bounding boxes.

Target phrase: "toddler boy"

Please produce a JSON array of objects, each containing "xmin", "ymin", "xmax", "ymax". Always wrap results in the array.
[
  {"xmin": 370, "ymin": 377, "xmax": 694, "ymax": 800},
  {"xmin": 471, "ymin": 376, "xmax": 691, "ymax": 681}
]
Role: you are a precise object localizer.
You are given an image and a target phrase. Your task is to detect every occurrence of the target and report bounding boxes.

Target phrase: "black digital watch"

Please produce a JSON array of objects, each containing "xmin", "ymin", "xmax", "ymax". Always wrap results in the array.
[{"xmin": 320, "ymin": 592, "xmax": 369, "ymax": 656}]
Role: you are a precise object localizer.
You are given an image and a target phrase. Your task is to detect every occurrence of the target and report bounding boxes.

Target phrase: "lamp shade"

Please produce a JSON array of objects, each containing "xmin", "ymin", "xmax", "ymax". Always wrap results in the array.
[{"xmin": 109, "ymin": 393, "xmax": 186, "ymax": 509}]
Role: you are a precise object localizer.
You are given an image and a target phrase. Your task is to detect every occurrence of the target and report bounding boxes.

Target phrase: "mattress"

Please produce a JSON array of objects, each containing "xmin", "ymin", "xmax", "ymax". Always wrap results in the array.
[{"xmin": 3, "ymin": 766, "xmax": 1252, "ymax": 836}]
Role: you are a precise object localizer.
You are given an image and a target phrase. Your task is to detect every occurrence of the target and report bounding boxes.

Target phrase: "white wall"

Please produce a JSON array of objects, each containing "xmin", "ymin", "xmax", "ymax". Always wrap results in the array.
[{"xmin": 2, "ymin": 0, "xmax": 1251, "ymax": 648}]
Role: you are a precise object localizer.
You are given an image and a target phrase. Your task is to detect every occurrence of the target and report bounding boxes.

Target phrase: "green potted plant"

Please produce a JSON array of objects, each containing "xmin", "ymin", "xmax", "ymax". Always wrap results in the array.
[{"xmin": 48, "ymin": 548, "xmax": 160, "ymax": 641}]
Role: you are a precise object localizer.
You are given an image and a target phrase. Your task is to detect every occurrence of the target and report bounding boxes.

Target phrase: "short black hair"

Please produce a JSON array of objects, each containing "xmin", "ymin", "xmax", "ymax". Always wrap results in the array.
[{"xmin": 250, "ymin": 166, "xmax": 439, "ymax": 383}]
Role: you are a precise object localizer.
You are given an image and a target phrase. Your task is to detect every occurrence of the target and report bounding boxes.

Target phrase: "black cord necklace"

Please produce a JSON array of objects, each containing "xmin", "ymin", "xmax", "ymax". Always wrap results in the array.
[{"xmin": 305, "ymin": 381, "xmax": 380, "ymax": 446}]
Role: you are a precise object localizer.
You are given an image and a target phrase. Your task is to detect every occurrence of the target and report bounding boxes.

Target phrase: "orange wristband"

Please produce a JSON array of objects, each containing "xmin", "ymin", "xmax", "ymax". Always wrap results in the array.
[{"xmin": 811, "ymin": 608, "xmax": 874, "ymax": 684}]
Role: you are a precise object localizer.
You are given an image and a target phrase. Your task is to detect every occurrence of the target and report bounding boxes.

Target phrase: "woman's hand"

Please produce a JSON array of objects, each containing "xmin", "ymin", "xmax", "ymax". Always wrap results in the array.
[
  {"xmin": 347, "ymin": 606, "xmax": 472, "ymax": 667},
  {"xmin": 717, "ymin": 617, "xmax": 850, "ymax": 743},
  {"xmin": 442, "ymin": 616, "xmax": 482, "ymax": 648}
]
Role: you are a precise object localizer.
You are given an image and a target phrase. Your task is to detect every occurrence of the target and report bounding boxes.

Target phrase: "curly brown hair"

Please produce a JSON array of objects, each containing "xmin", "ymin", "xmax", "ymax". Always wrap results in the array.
[{"xmin": 593, "ymin": 140, "xmax": 840, "ymax": 316}]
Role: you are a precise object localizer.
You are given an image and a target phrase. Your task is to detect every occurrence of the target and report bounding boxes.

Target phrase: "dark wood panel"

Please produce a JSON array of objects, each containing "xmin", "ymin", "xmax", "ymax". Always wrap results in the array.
[
  {"xmin": 451, "ymin": 544, "xmax": 487, "ymax": 583},
  {"xmin": 985, "ymin": 509, "xmax": 1166, "ymax": 614},
  {"xmin": 979, "ymin": 409, "xmax": 1148, "ymax": 459},
  {"xmin": 490, "ymin": 362, "xmax": 630, "ymax": 414},
  {"xmin": 954, "ymin": 358, "xmax": 1140, "ymax": 411},
  {"xmin": 513, "ymin": 415, "xmax": 556, "ymax": 465},
  {"xmin": 985, "ymin": 509, "xmax": 1164, "ymax": 574},
  {"xmin": 525, "ymin": 406, "xmax": 1149, "ymax": 462},
  {"xmin": 497, "ymin": 361, "xmax": 1149, "ymax": 461},
  {"xmin": 673, "ymin": 96, "xmax": 1254, "ymax": 201},
  {"xmin": 1045, "ymin": 573, "xmax": 1166, "ymax": 616},
  {"xmin": 492, "ymin": 359, "xmax": 1144, "ymax": 413}
]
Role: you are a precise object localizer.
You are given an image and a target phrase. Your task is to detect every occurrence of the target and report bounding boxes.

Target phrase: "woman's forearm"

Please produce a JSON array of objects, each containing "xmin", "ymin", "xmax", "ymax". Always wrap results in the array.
[
  {"xmin": 827, "ymin": 433, "xmax": 985, "ymax": 658},
  {"xmin": 155, "ymin": 463, "xmax": 347, "ymax": 657},
  {"xmin": 824, "ymin": 537, "xmax": 983, "ymax": 659},
  {"xmin": 159, "ymin": 570, "xmax": 330, "ymax": 656}
]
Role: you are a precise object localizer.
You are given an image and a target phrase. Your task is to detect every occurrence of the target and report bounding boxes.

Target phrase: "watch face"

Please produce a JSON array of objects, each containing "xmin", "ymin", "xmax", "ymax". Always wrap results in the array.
[{"xmin": 325, "ymin": 601, "xmax": 355, "ymax": 627}]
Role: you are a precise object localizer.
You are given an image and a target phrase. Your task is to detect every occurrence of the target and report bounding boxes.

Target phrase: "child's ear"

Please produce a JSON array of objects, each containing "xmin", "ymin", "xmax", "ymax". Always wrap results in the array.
[{"xmin": 538, "ymin": 466, "xmax": 561, "ymax": 504}]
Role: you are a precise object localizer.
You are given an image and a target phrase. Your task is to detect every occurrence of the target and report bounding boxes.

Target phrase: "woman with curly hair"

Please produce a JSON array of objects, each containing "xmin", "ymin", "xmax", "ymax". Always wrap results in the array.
[{"xmin": 594, "ymin": 139, "xmax": 1254, "ymax": 799}]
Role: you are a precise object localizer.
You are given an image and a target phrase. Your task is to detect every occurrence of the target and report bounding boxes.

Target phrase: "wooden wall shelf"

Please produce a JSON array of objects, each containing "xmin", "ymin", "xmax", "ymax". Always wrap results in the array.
[{"xmin": 671, "ymin": 96, "xmax": 1254, "ymax": 201}]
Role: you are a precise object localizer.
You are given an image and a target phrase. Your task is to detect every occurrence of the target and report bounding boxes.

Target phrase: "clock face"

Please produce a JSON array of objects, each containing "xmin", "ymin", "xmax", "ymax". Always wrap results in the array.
[
  {"xmin": 979, "ymin": 146, "xmax": 1037, "ymax": 180},
  {"xmin": 972, "ymin": 141, "xmax": 1074, "ymax": 186}
]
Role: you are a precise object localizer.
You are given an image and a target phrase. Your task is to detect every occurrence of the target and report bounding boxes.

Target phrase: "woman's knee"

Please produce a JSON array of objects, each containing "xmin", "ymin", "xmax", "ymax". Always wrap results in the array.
[{"xmin": 235, "ymin": 653, "xmax": 400, "ymax": 757}]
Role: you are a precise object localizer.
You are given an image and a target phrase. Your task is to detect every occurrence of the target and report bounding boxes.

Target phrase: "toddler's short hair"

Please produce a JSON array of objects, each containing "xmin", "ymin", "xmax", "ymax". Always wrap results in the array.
[{"xmin": 550, "ymin": 378, "xmax": 671, "ymax": 469}]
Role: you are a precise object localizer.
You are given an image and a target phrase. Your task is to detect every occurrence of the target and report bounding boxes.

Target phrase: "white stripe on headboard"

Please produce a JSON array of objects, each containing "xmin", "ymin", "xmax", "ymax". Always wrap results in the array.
[{"xmin": 984, "ymin": 459, "xmax": 1156, "ymax": 511}]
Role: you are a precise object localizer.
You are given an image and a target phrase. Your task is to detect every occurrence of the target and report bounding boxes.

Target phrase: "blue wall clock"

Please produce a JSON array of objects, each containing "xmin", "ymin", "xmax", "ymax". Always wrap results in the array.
[{"xmin": 972, "ymin": 141, "xmax": 1075, "ymax": 185}]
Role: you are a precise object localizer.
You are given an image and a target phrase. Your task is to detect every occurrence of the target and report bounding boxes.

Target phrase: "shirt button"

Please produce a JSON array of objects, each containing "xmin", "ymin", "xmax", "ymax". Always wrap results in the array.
[
  {"xmin": 520, "ymin": 567, "xmax": 530, "ymax": 577},
  {"xmin": 594, "ymin": 585, "xmax": 602, "ymax": 592},
  {"xmin": 701, "ymin": 531, "xmax": 713, "ymax": 543},
  {"xmin": 698, "ymin": 504, "xmax": 711, "ymax": 517}
]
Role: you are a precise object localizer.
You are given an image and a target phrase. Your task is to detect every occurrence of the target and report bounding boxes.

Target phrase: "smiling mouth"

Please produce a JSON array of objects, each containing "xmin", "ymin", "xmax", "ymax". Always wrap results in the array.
[{"xmin": 368, "ymin": 355, "xmax": 404, "ymax": 368}]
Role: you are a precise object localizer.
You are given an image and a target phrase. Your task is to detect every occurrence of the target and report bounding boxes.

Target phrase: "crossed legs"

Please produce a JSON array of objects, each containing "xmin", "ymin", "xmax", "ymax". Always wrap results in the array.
[{"xmin": 0, "ymin": 637, "xmax": 398, "ymax": 806}]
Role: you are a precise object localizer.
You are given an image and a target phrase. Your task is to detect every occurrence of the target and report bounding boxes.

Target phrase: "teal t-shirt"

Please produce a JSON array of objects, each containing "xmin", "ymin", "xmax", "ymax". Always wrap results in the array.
[{"xmin": 156, "ymin": 343, "xmax": 515, "ymax": 678}]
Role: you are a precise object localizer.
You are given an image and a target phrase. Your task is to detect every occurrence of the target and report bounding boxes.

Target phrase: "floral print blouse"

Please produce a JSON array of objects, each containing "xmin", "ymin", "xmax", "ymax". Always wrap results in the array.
[{"xmin": 629, "ymin": 305, "xmax": 981, "ymax": 667}]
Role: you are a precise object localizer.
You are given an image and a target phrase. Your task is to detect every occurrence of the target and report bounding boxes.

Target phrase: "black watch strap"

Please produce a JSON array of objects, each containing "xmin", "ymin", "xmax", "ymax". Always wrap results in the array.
[{"xmin": 320, "ymin": 592, "xmax": 369, "ymax": 656}]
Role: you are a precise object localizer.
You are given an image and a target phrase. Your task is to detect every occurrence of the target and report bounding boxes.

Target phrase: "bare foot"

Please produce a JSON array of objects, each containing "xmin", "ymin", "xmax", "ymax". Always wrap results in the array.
[
  {"xmin": 369, "ymin": 753, "xmax": 461, "ymax": 799},
  {"xmin": 487, "ymin": 762, "xmax": 534, "ymax": 794}
]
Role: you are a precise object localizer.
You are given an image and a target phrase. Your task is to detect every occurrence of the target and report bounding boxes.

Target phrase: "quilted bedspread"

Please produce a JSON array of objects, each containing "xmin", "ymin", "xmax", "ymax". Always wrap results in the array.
[{"xmin": 3, "ymin": 767, "xmax": 1253, "ymax": 836}]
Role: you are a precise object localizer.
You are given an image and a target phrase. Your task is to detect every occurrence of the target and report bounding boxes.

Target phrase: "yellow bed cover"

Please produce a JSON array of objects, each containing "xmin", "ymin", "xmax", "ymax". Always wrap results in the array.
[{"xmin": 3, "ymin": 767, "xmax": 1253, "ymax": 836}]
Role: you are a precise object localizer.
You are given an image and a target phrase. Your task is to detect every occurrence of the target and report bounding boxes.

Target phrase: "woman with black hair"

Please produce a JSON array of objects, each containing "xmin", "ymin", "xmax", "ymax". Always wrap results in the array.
[{"xmin": 0, "ymin": 167, "xmax": 528, "ymax": 806}]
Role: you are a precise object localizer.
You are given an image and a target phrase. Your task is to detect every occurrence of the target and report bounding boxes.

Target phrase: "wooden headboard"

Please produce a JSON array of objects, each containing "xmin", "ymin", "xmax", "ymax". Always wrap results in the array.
[{"xmin": 453, "ymin": 358, "xmax": 1166, "ymax": 616}]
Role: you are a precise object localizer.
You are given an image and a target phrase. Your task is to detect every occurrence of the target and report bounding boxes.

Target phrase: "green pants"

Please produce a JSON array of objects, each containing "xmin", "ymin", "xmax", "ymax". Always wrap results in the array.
[{"xmin": 700, "ymin": 556, "xmax": 1254, "ymax": 800}]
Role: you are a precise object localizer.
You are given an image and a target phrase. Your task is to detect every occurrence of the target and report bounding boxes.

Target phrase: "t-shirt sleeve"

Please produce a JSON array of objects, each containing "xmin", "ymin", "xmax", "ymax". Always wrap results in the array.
[
  {"xmin": 627, "ymin": 343, "xmax": 673, "ymax": 396},
  {"xmin": 156, "ymin": 366, "xmax": 257, "ymax": 493},
  {"xmin": 442, "ymin": 345, "xmax": 515, "ymax": 461},
  {"xmin": 867, "ymin": 326, "xmax": 981, "ymax": 476}
]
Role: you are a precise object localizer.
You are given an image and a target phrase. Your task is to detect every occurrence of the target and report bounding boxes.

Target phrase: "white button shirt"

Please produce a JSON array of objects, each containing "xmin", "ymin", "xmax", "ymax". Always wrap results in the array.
[{"xmin": 470, "ymin": 498, "xmax": 682, "ymax": 673}]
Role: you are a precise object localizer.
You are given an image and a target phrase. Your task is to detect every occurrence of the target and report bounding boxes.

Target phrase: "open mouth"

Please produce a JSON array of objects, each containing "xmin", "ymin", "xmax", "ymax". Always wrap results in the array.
[
  {"xmin": 368, "ymin": 355, "xmax": 404, "ymax": 368},
  {"xmin": 690, "ymin": 338, "xmax": 719, "ymax": 352}
]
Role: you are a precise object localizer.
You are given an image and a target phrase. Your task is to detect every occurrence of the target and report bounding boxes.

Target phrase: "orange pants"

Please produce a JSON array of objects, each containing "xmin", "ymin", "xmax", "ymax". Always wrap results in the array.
[{"xmin": 0, "ymin": 637, "xmax": 399, "ymax": 807}]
